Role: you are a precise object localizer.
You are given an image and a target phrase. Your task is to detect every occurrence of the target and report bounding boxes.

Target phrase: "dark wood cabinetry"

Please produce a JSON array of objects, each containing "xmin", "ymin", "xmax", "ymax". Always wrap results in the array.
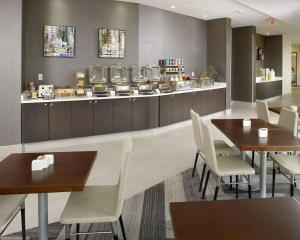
[
  {"xmin": 113, "ymin": 99, "xmax": 133, "ymax": 133},
  {"xmin": 22, "ymin": 103, "xmax": 49, "ymax": 143},
  {"xmin": 133, "ymin": 97, "xmax": 159, "ymax": 131},
  {"xmin": 256, "ymin": 81, "xmax": 282, "ymax": 100},
  {"xmin": 21, "ymin": 88, "xmax": 226, "ymax": 143},
  {"xmin": 49, "ymin": 102, "xmax": 72, "ymax": 140},
  {"xmin": 71, "ymin": 101, "xmax": 94, "ymax": 138},
  {"xmin": 94, "ymin": 100, "xmax": 114, "ymax": 135}
]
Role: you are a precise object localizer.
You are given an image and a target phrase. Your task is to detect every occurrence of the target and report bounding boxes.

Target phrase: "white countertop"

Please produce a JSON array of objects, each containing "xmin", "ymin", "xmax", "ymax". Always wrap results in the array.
[
  {"xmin": 256, "ymin": 77, "xmax": 283, "ymax": 83},
  {"xmin": 21, "ymin": 82, "xmax": 227, "ymax": 104}
]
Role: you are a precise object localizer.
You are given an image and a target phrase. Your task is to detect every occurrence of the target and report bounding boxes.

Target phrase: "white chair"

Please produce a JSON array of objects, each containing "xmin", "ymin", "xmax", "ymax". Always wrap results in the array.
[
  {"xmin": 252, "ymin": 100, "xmax": 272, "ymax": 167},
  {"xmin": 200, "ymin": 120, "xmax": 255, "ymax": 200},
  {"xmin": 60, "ymin": 138, "xmax": 133, "ymax": 240},
  {"xmin": 190, "ymin": 110, "xmax": 234, "ymax": 192},
  {"xmin": 0, "ymin": 195, "xmax": 27, "ymax": 239},
  {"xmin": 271, "ymin": 109, "xmax": 299, "ymax": 197}
]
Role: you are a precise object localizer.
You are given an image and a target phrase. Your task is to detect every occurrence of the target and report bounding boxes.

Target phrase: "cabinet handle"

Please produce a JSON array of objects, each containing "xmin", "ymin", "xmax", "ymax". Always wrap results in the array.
[
  {"xmin": 94, "ymin": 101, "xmax": 98, "ymax": 104},
  {"xmin": 44, "ymin": 103, "xmax": 48, "ymax": 106},
  {"xmin": 133, "ymin": 99, "xmax": 136, "ymax": 102},
  {"xmin": 129, "ymin": 99, "xmax": 132, "ymax": 101},
  {"xmin": 49, "ymin": 103, "xmax": 54, "ymax": 107},
  {"xmin": 89, "ymin": 101, "xmax": 93, "ymax": 104}
]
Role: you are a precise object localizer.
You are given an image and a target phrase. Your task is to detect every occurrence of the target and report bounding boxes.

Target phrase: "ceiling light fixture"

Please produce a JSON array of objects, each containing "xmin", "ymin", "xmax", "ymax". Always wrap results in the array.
[
  {"xmin": 266, "ymin": 32, "xmax": 270, "ymax": 35},
  {"xmin": 203, "ymin": 14, "xmax": 208, "ymax": 18},
  {"xmin": 171, "ymin": 6, "xmax": 176, "ymax": 9}
]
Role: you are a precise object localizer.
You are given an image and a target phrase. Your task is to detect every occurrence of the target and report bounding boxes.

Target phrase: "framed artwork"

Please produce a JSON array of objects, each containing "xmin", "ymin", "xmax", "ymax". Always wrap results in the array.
[
  {"xmin": 43, "ymin": 25, "xmax": 75, "ymax": 58},
  {"xmin": 99, "ymin": 28, "xmax": 125, "ymax": 58},
  {"xmin": 256, "ymin": 47, "xmax": 264, "ymax": 61}
]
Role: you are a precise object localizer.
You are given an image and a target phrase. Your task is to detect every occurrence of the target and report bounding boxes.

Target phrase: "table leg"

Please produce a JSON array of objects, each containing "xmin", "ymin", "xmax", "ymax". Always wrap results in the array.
[
  {"xmin": 38, "ymin": 193, "xmax": 48, "ymax": 240},
  {"xmin": 260, "ymin": 151, "xmax": 267, "ymax": 198}
]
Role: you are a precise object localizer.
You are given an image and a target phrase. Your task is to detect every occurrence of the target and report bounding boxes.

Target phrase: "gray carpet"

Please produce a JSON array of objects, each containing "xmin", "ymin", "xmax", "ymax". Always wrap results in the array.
[{"xmin": 6, "ymin": 159, "xmax": 299, "ymax": 240}]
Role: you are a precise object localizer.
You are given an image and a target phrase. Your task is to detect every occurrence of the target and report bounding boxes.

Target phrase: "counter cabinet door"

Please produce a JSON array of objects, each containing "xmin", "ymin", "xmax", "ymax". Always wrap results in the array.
[
  {"xmin": 171, "ymin": 94, "xmax": 183, "ymax": 123},
  {"xmin": 113, "ymin": 98, "xmax": 133, "ymax": 133},
  {"xmin": 22, "ymin": 103, "xmax": 49, "ymax": 143},
  {"xmin": 132, "ymin": 97, "xmax": 159, "ymax": 131},
  {"xmin": 71, "ymin": 101, "xmax": 94, "ymax": 138},
  {"xmin": 182, "ymin": 92, "xmax": 194, "ymax": 121},
  {"xmin": 48, "ymin": 102, "xmax": 72, "ymax": 140},
  {"xmin": 93, "ymin": 99, "xmax": 114, "ymax": 135},
  {"xmin": 159, "ymin": 95, "xmax": 173, "ymax": 127}
]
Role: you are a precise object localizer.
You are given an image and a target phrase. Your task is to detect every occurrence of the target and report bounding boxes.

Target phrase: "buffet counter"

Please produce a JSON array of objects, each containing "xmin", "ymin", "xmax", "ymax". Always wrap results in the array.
[
  {"xmin": 21, "ymin": 83, "xmax": 227, "ymax": 143},
  {"xmin": 256, "ymin": 76, "xmax": 283, "ymax": 83},
  {"xmin": 21, "ymin": 82, "xmax": 227, "ymax": 103},
  {"xmin": 256, "ymin": 77, "xmax": 282, "ymax": 100}
]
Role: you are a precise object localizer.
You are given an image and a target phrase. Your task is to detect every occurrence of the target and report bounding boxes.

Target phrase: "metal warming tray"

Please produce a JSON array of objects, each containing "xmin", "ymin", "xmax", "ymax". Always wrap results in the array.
[
  {"xmin": 111, "ymin": 65, "xmax": 127, "ymax": 84},
  {"xmin": 89, "ymin": 65, "xmax": 108, "ymax": 84},
  {"xmin": 131, "ymin": 66, "xmax": 147, "ymax": 83},
  {"xmin": 146, "ymin": 66, "xmax": 161, "ymax": 82}
]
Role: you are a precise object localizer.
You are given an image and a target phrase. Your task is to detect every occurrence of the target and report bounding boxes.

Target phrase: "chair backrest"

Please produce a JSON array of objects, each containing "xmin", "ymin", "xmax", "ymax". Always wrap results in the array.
[
  {"xmin": 190, "ymin": 110, "xmax": 203, "ymax": 152},
  {"xmin": 199, "ymin": 120, "xmax": 220, "ymax": 175},
  {"xmin": 278, "ymin": 108, "xmax": 298, "ymax": 136},
  {"xmin": 115, "ymin": 137, "xmax": 133, "ymax": 218},
  {"xmin": 256, "ymin": 100, "xmax": 271, "ymax": 123}
]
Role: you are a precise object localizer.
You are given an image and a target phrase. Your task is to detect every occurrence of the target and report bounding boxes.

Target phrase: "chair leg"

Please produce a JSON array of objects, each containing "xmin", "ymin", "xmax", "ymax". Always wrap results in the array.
[
  {"xmin": 192, "ymin": 152, "xmax": 199, "ymax": 177},
  {"xmin": 248, "ymin": 175, "xmax": 252, "ymax": 199},
  {"xmin": 119, "ymin": 215, "xmax": 127, "ymax": 240},
  {"xmin": 76, "ymin": 224, "xmax": 80, "ymax": 240},
  {"xmin": 213, "ymin": 186, "xmax": 219, "ymax": 201},
  {"xmin": 272, "ymin": 167, "xmax": 276, "ymax": 197},
  {"xmin": 198, "ymin": 163, "xmax": 207, "ymax": 192},
  {"xmin": 291, "ymin": 174, "xmax": 295, "ymax": 197},
  {"xmin": 294, "ymin": 176, "xmax": 297, "ymax": 187},
  {"xmin": 229, "ymin": 176, "xmax": 232, "ymax": 190},
  {"xmin": 21, "ymin": 203, "xmax": 26, "ymax": 240},
  {"xmin": 202, "ymin": 170, "xmax": 210, "ymax": 199},
  {"xmin": 251, "ymin": 151, "xmax": 255, "ymax": 167},
  {"xmin": 235, "ymin": 175, "xmax": 239, "ymax": 199},
  {"xmin": 111, "ymin": 222, "xmax": 119, "ymax": 240},
  {"xmin": 65, "ymin": 224, "xmax": 71, "ymax": 240}
]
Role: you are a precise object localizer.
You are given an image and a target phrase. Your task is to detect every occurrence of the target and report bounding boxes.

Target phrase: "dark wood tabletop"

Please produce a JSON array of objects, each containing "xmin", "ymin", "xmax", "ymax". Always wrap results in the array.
[
  {"xmin": 0, "ymin": 152, "xmax": 97, "ymax": 195},
  {"xmin": 170, "ymin": 198, "xmax": 300, "ymax": 240},
  {"xmin": 269, "ymin": 107, "xmax": 300, "ymax": 116},
  {"xmin": 212, "ymin": 119, "xmax": 300, "ymax": 151}
]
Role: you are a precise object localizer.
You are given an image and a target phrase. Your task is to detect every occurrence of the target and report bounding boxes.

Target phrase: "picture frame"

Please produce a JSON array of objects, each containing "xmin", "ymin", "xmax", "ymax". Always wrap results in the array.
[
  {"xmin": 43, "ymin": 25, "xmax": 75, "ymax": 58},
  {"xmin": 98, "ymin": 28, "xmax": 125, "ymax": 58}
]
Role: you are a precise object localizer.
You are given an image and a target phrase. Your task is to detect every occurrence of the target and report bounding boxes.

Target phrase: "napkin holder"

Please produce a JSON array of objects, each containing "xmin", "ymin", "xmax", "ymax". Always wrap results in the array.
[
  {"xmin": 290, "ymin": 106, "xmax": 298, "ymax": 112},
  {"xmin": 31, "ymin": 154, "xmax": 54, "ymax": 171},
  {"xmin": 258, "ymin": 128, "xmax": 268, "ymax": 138},
  {"xmin": 243, "ymin": 119, "xmax": 251, "ymax": 127}
]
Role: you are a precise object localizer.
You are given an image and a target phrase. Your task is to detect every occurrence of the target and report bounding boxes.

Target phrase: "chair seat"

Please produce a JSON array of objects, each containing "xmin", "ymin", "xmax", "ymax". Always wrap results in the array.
[
  {"xmin": 214, "ymin": 140, "xmax": 233, "ymax": 155},
  {"xmin": 0, "ymin": 194, "xmax": 27, "ymax": 227},
  {"xmin": 271, "ymin": 154, "xmax": 300, "ymax": 174},
  {"xmin": 60, "ymin": 186, "xmax": 119, "ymax": 224},
  {"xmin": 216, "ymin": 155, "xmax": 255, "ymax": 177}
]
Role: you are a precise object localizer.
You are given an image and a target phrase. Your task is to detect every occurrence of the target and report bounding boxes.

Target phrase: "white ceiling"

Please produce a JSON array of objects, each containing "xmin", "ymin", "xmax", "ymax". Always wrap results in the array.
[{"xmin": 119, "ymin": 0, "xmax": 300, "ymax": 44}]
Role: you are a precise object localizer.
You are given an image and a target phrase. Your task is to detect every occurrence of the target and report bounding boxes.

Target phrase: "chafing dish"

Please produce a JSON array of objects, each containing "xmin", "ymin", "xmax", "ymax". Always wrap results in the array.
[
  {"xmin": 111, "ymin": 65, "xmax": 127, "ymax": 83},
  {"xmin": 89, "ymin": 64, "xmax": 109, "ymax": 96},
  {"xmin": 115, "ymin": 85, "xmax": 130, "ymax": 96},
  {"xmin": 146, "ymin": 66, "xmax": 161, "ymax": 82},
  {"xmin": 131, "ymin": 66, "xmax": 147, "ymax": 83},
  {"xmin": 138, "ymin": 84, "xmax": 153, "ymax": 95}
]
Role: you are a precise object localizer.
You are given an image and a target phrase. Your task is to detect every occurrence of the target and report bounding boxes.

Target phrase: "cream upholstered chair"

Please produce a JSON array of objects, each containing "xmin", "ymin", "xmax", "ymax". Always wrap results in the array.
[
  {"xmin": 60, "ymin": 138, "xmax": 133, "ymax": 240},
  {"xmin": 200, "ymin": 120, "xmax": 255, "ymax": 200},
  {"xmin": 271, "ymin": 109, "xmax": 299, "ymax": 197},
  {"xmin": 252, "ymin": 100, "xmax": 272, "ymax": 167},
  {"xmin": 190, "ymin": 110, "xmax": 233, "ymax": 192},
  {"xmin": 256, "ymin": 100, "xmax": 271, "ymax": 123},
  {"xmin": 0, "ymin": 195, "xmax": 27, "ymax": 239}
]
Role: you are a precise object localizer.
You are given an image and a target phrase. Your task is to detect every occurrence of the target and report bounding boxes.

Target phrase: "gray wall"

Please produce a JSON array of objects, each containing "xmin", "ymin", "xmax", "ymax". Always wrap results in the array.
[
  {"xmin": 207, "ymin": 18, "xmax": 232, "ymax": 108},
  {"xmin": 0, "ymin": 0, "xmax": 22, "ymax": 146},
  {"xmin": 232, "ymin": 26, "xmax": 256, "ymax": 102},
  {"xmin": 138, "ymin": 5, "xmax": 207, "ymax": 74},
  {"xmin": 23, "ymin": 0, "xmax": 139, "ymax": 88},
  {"xmin": 266, "ymin": 35, "xmax": 283, "ymax": 76}
]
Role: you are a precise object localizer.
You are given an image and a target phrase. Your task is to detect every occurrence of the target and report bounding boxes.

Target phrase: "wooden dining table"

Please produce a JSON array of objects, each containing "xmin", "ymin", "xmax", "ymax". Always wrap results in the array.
[
  {"xmin": 269, "ymin": 106, "xmax": 300, "ymax": 116},
  {"xmin": 0, "ymin": 152, "xmax": 97, "ymax": 240},
  {"xmin": 170, "ymin": 197, "xmax": 300, "ymax": 240},
  {"xmin": 211, "ymin": 119, "xmax": 300, "ymax": 198}
]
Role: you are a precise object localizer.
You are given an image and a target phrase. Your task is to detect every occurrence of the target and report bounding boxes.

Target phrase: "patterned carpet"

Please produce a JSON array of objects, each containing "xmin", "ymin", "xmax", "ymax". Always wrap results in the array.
[{"xmin": 6, "ymin": 158, "xmax": 299, "ymax": 240}]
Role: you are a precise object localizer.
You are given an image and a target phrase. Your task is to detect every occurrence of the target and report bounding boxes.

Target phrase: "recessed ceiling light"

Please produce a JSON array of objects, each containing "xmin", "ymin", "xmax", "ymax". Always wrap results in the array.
[
  {"xmin": 235, "ymin": 9, "xmax": 244, "ymax": 15},
  {"xmin": 266, "ymin": 32, "xmax": 270, "ymax": 35},
  {"xmin": 203, "ymin": 14, "xmax": 208, "ymax": 18},
  {"xmin": 171, "ymin": 6, "xmax": 176, "ymax": 9}
]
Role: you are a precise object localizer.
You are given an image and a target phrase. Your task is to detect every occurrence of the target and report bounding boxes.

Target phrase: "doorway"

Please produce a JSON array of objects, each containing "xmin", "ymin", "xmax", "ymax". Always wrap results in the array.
[{"xmin": 292, "ymin": 52, "xmax": 297, "ymax": 86}]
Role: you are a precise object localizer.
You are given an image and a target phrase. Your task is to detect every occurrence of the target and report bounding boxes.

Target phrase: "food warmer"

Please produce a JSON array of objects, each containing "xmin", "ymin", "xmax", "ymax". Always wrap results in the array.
[
  {"xmin": 111, "ymin": 65, "xmax": 129, "ymax": 96},
  {"xmin": 89, "ymin": 64, "xmax": 109, "ymax": 97},
  {"xmin": 131, "ymin": 65, "xmax": 154, "ymax": 95}
]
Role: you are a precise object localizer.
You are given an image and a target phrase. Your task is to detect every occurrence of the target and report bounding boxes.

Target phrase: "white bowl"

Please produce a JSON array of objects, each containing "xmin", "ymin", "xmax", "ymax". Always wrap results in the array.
[{"xmin": 258, "ymin": 128, "xmax": 268, "ymax": 138}]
